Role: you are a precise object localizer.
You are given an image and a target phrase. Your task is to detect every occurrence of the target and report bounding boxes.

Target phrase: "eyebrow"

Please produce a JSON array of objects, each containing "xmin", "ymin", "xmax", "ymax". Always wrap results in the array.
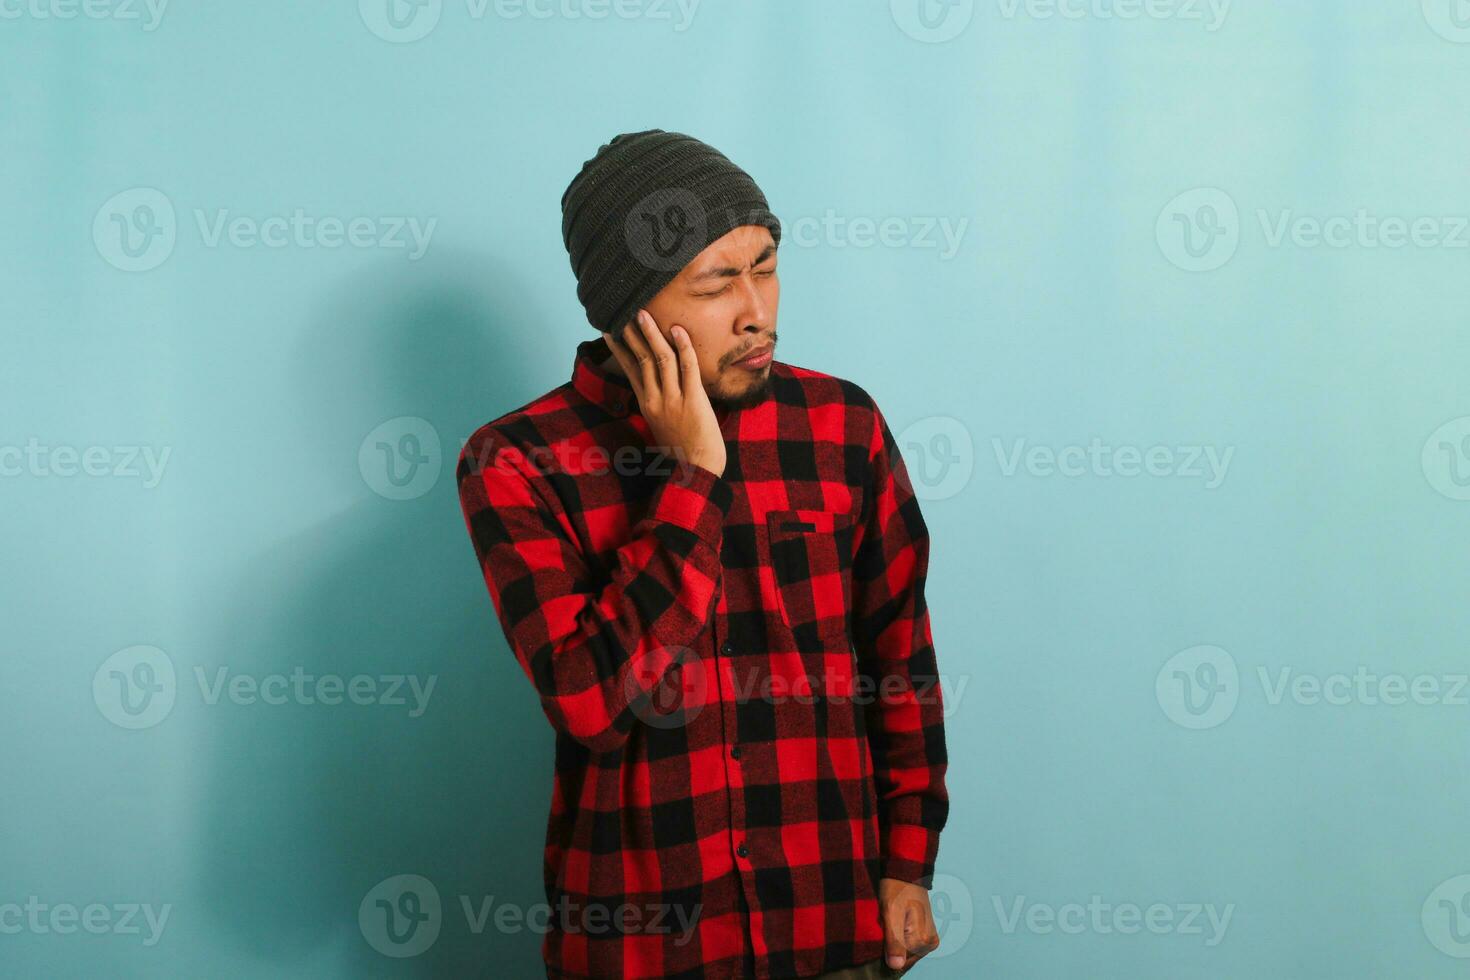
[{"xmin": 687, "ymin": 243, "xmax": 778, "ymax": 284}]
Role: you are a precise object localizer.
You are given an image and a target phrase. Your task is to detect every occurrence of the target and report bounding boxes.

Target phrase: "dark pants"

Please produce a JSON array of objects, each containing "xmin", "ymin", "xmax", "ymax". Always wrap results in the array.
[{"xmin": 812, "ymin": 957, "xmax": 915, "ymax": 979}]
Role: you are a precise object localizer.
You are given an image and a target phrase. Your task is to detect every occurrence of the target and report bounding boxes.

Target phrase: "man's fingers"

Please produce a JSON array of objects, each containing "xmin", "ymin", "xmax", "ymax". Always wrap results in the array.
[
  {"xmin": 621, "ymin": 313, "xmax": 661, "ymax": 398},
  {"xmin": 618, "ymin": 315, "xmax": 649, "ymax": 362},
  {"xmin": 600, "ymin": 328, "xmax": 645, "ymax": 404},
  {"xmin": 903, "ymin": 913, "xmax": 940, "ymax": 966},
  {"xmin": 884, "ymin": 897, "xmax": 938, "ymax": 969},
  {"xmin": 636, "ymin": 310, "xmax": 680, "ymax": 397},
  {"xmin": 908, "ymin": 930, "xmax": 939, "ymax": 959},
  {"xmin": 670, "ymin": 325, "xmax": 701, "ymax": 394},
  {"xmin": 617, "ymin": 315, "xmax": 661, "ymax": 403},
  {"xmin": 883, "ymin": 902, "xmax": 911, "ymax": 968}
]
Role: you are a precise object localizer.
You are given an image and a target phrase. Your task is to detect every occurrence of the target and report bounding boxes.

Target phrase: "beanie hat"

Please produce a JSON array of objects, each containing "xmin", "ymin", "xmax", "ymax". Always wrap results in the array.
[{"xmin": 560, "ymin": 129, "xmax": 782, "ymax": 334}]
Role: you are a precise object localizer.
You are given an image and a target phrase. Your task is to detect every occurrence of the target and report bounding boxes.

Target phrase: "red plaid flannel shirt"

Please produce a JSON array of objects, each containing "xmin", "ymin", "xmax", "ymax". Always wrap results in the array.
[{"xmin": 456, "ymin": 338, "xmax": 949, "ymax": 979}]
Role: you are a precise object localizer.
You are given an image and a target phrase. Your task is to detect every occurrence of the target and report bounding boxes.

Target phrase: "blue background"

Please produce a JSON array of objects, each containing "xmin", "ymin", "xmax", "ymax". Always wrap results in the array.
[{"xmin": 5, "ymin": 0, "xmax": 1470, "ymax": 976}]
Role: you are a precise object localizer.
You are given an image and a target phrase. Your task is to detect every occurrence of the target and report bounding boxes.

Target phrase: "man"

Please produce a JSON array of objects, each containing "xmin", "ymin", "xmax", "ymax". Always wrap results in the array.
[{"xmin": 457, "ymin": 130, "xmax": 949, "ymax": 979}]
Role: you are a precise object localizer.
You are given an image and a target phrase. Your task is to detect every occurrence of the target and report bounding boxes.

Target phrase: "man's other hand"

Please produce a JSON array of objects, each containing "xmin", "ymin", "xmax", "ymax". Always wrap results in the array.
[{"xmin": 877, "ymin": 877, "xmax": 940, "ymax": 971}]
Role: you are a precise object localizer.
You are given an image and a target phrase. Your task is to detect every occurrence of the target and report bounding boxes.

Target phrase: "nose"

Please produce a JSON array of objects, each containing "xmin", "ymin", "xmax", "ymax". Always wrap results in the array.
[{"xmin": 733, "ymin": 272, "xmax": 772, "ymax": 332}]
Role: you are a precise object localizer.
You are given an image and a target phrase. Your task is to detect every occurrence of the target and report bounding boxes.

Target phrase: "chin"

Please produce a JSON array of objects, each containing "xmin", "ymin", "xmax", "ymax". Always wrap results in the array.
[{"xmin": 711, "ymin": 374, "xmax": 773, "ymax": 412}]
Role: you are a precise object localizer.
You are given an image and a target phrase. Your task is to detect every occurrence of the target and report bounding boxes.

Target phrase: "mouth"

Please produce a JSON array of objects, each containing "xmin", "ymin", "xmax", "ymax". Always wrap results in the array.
[{"xmin": 732, "ymin": 344, "xmax": 773, "ymax": 369}]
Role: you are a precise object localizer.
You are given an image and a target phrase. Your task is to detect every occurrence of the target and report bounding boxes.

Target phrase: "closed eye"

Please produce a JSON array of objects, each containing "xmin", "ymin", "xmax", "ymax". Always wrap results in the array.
[{"xmin": 694, "ymin": 266, "xmax": 777, "ymax": 298}]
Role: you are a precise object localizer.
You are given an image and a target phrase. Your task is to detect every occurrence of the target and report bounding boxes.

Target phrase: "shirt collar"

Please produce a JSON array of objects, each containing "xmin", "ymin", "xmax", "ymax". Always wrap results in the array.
[
  {"xmin": 572, "ymin": 337, "xmax": 636, "ymax": 417},
  {"xmin": 571, "ymin": 336, "xmax": 734, "ymax": 427}
]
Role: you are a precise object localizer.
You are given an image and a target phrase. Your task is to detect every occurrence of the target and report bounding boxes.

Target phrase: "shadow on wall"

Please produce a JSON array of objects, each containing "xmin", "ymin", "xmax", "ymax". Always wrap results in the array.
[{"xmin": 193, "ymin": 252, "xmax": 566, "ymax": 978}]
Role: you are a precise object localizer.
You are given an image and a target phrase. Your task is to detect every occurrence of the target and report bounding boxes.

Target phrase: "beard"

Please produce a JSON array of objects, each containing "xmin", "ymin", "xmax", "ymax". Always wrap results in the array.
[{"xmin": 708, "ymin": 370, "xmax": 774, "ymax": 412}]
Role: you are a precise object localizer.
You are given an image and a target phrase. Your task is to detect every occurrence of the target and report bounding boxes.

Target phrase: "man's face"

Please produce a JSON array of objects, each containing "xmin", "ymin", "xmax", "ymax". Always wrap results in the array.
[{"xmin": 606, "ymin": 224, "xmax": 780, "ymax": 412}]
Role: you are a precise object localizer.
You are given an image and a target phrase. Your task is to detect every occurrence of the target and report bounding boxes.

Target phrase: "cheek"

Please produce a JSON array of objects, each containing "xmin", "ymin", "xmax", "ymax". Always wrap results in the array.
[
  {"xmin": 688, "ymin": 339, "xmax": 719, "ymax": 381},
  {"xmin": 675, "ymin": 325, "xmax": 718, "ymax": 373}
]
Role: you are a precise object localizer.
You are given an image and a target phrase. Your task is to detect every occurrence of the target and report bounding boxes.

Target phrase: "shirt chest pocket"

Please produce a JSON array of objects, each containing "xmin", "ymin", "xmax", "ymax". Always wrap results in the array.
[{"xmin": 763, "ymin": 508, "xmax": 858, "ymax": 648}]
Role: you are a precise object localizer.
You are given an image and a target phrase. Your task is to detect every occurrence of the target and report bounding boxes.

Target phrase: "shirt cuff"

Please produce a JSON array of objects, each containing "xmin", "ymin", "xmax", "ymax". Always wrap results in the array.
[
  {"xmin": 645, "ymin": 461, "xmax": 734, "ymax": 546},
  {"xmin": 880, "ymin": 822, "xmax": 941, "ymax": 888}
]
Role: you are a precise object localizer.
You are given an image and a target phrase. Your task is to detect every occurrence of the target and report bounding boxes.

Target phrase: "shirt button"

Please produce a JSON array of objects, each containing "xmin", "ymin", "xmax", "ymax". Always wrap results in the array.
[
  {"xmin": 721, "ymin": 641, "xmax": 733, "ymax": 655},
  {"xmin": 730, "ymin": 745, "xmax": 741, "ymax": 759},
  {"xmin": 736, "ymin": 841, "xmax": 749, "ymax": 858},
  {"xmin": 611, "ymin": 400, "xmax": 625, "ymax": 414}
]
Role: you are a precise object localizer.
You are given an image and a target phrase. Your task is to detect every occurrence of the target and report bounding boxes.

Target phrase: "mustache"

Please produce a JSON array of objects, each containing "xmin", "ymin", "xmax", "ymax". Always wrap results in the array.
[{"xmin": 726, "ymin": 334, "xmax": 777, "ymax": 365}]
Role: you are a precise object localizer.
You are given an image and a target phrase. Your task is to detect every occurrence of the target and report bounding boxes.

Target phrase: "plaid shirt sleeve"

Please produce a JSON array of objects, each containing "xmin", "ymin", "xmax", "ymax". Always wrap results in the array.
[
  {"xmin": 850, "ymin": 396, "xmax": 950, "ymax": 888},
  {"xmin": 456, "ymin": 432, "xmax": 733, "ymax": 754}
]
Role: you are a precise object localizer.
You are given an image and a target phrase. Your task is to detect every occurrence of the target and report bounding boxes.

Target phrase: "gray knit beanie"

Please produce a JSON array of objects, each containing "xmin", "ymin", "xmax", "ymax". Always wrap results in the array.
[{"xmin": 560, "ymin": 129, "xmax": 782, "ymax": 334}]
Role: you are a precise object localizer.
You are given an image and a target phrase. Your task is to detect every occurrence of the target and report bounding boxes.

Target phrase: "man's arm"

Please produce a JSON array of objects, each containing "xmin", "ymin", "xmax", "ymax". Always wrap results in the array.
[
  {"xmin": 457, "ymin": 431, "xmax": 731, "ymax": 754},
  {"xmin": 849, "ymin": 394, "xmax": 950, "ymax": 888}
]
